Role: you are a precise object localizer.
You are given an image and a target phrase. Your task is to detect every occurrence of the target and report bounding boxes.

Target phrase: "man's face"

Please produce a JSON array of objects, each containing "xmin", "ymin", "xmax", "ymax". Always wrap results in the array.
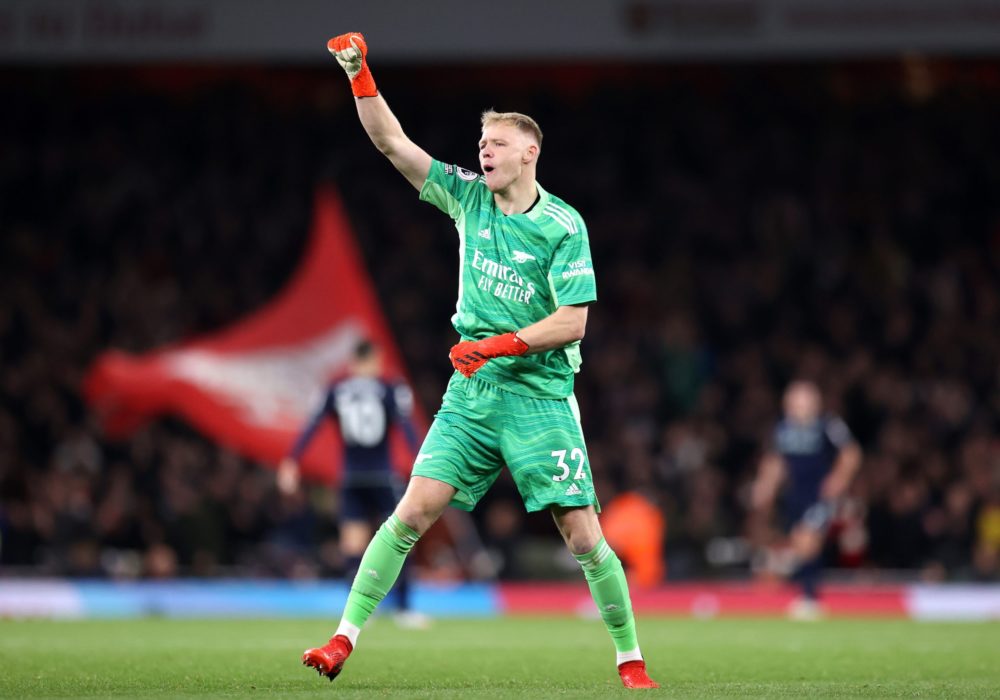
[
  {"xmin": 352, "ymin": 349, "xmax": 382, "ymax": 376},
  {"xmin": 784, "ymin": 381, "xmax": 822, "ymax": 424},
  {"xmin": 478, "ymin": 123, "xmax": 537, "ymax": 193}
]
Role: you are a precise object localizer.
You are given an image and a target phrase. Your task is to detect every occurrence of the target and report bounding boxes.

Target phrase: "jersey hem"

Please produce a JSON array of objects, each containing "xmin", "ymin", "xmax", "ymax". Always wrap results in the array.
[
  {"xmin": 524, "ymin": 497, "xmax": 602, "ymax": 514},
  {"xmin": 467, "ymin": 369, "xmax": 574, "ymax": 401}
]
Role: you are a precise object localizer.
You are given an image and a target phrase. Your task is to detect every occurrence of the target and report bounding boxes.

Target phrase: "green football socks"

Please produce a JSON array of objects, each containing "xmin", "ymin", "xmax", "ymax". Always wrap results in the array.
[
  {"xmin": 575, "ymin": 538, "xmax": 643, "ymax": 663},
  {"xmin": 336, "ymin": 514, "xmax": 420, "ymax": 643},
  {"xmin": 334, "ymin": 520, "xmax": 640, "ymax": 663}
]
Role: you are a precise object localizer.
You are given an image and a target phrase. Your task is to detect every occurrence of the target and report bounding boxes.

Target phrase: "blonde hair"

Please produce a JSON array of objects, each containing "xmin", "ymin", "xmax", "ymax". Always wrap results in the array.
[{"xmin": 481, "ymin": 110, "xmax": 543, "ymax": 147}]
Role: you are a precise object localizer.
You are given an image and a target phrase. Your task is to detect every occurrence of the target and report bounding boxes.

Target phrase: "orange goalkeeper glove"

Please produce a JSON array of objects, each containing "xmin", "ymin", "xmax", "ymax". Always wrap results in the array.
[
  {"xmin": 449, "ymin": 332, "xmax": 530, "ymax": 378},
  {"xmin": 327, "ymin": 32, "xmax": 377, "ymax": 98}
]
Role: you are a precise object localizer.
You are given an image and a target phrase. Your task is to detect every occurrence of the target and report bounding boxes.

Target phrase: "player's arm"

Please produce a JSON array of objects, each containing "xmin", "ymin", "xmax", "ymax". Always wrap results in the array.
[
  {"xmin": 448, "ymin": 305, "xmax": 588, "ymax": 377},
  {"xmin": 399, "ymin": 417, "xmax": 420, "ymax": 453},
  {"xmin": 277, "ymin": 390, "xmax": 335, "ymax": 494},
  {"xmin": 747, "ymin": 451, "xmax": 784, "ymax": 548},
  {"xmin": 328, "ymin": 33, "xmax": 432, "ymax": 190},
  {"xmin": 751, "ymin": 452, "xmax": 786, "ymax": 512},
  {"xmin": 819, "ymin": 416, "xmax": 862, "ymax": 501},
  {"xmin": 820, "ymin": 441, "xmax": 862, "ymax": 501},
  {"xmin": 515, "ymin": 304, "xmax": 587, "ymax": 352},
  {"xmin": 391, "ymin": 384, "xmax": 421, "ymax": 452}
]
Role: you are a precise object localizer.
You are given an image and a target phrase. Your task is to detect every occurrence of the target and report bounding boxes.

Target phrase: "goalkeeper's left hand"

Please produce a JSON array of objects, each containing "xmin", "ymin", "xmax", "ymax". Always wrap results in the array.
[{"xmin": 449, "ymin": 332, "xmax": 529, "ymax": 377}]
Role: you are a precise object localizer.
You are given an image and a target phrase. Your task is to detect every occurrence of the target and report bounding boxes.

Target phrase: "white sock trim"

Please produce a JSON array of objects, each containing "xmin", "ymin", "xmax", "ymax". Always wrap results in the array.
[
  {"xmin": 335, "ymin": 620, "xmax": 362, "ymax": 647},
  {"xmin": 616, "ymin": 648, "xmax": 643, "ymax": 665}
]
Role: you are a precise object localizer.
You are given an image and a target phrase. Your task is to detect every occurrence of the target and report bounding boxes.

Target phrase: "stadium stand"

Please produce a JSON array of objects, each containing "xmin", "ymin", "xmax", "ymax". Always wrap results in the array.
[{"xmin": 0, "ymin": 62, "xmax": 998, "ymax": 583}]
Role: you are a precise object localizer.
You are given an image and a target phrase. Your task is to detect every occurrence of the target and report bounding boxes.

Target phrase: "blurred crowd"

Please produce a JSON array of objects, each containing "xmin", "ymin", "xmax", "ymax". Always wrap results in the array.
[{"xmin": 1, "ymin": 62, "xmax": 998, "ymax": 581}]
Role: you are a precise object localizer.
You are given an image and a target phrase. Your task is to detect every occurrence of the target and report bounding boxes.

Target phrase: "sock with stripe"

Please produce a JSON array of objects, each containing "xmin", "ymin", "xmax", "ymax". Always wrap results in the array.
[
  {"xmin": 335, "ymin": 514, "xmax": 420, "ymax": 645},
  {"xmin": 574, "ymin": 538, "xmax": 642, "ymax": 664}
]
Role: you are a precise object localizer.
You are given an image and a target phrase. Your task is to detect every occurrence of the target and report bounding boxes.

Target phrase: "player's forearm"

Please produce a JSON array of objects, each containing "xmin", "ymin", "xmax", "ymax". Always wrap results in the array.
[
  {"xmin": 355, "ymin": 95, "xmax": 409, "ymax": 156},
  {"xmin": 823, "ymin": 444, "xmax": 862, "ymax": 500},
  {"xmin": 517, "ymin": 305, "xmax": 588, "ymax": 353},
  {"xmin": 289, "ymin": 400, "xmax": 330, "ymax": 460},
  {"xmin": 289, "ymin": 421, "xmax": 321, "ymax": 461},
  {"xmin": 751, "ymin": 454, "xmax": 784, "ymax": 509},
  {"xmin": 354, "ymin": 95, "xmax": 431, "ymax": 190},
  {"xmin": 400, "ymin": 419, "xmax": 420, "ymax": 453},
  {"xmin": 330, "ymin": 34, "xmax": 430, "ymax": 189},
  {"xmin": 751, "ymin": 477, "xmax": 779, "ymax": 510},
  {"xmin": 329, "ymin": 32, "xmax": 405, "ymax": 156}
]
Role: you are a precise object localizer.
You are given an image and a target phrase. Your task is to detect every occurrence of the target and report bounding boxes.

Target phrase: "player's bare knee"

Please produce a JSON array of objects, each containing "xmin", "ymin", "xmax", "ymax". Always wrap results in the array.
[
  {"xmin": 565, "ymin": 533, "xmax": 602, "ymax": 555},
  {"xmin": 791, "ymin": 528, "xmax": 822, "ymax": 559},
  {"xmin": 552, "ymin": 505, "xmax": 603, "ymax": 554},
  {"xmin": 392, "ymin": 500, "xmax": 439, "ymax": 534},
  {"xmin": 394, "ymin": 476, "xmax": 455, "ymax": 534}
]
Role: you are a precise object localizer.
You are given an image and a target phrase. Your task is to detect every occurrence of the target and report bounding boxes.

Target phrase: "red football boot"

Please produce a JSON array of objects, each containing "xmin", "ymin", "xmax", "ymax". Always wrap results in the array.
[
  {"xmin": 302, "ymin": 634, "xmax": 353, "ymax": 681},
  {"xmin": 618, "ymin": 660, "xmax": 660, "ymax": 689}
]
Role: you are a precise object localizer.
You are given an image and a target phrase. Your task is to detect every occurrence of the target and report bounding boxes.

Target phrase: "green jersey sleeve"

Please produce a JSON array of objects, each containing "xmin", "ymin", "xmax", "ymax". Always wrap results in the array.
[
  {"xmin": 419, "ymin": 160, "xmax": 485, "ymax": 222},
  {"xmin": 548, "ymin": 217, "xmax": 597, "ymax": 307}
]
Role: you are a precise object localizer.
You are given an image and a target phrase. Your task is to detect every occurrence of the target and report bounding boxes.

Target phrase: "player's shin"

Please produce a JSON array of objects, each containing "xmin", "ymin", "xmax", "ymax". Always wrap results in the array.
[
  {"xmin": 793, "ymin": 557, "xmax": 821, "ymax": 601},
  {"xmin": 336, "ymin": 514, "xmax": 420, "ymax": 644},
  {"xmin": 574, "ymin": 538, "xmax": 642, "ymax": 664}
]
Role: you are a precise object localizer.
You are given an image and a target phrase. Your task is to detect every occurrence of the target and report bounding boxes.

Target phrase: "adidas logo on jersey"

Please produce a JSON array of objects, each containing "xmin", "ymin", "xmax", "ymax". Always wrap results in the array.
[
  {"xmin": 564, "ymin": 483, "xmax": 582, "ymax": 496},
  {"xmin": 512, "ymin": 250, "xmax": 536, "ymax": 263},
  {"xmin": 479, "ymin": 228, "xmax": 491, "ymax": 240}
]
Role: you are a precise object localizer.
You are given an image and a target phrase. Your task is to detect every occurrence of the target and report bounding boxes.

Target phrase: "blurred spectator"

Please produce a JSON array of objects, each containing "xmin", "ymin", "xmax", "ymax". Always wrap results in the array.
[{"xmin": 602, "ymin": 492, "xmax": 666, "ymax": 587}]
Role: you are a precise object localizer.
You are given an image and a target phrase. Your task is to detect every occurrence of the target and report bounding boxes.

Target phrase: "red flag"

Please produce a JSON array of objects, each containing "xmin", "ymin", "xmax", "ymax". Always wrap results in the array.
[{"xmin": 83, "ymin": 187, "xmax": 419, "ymax": 484}]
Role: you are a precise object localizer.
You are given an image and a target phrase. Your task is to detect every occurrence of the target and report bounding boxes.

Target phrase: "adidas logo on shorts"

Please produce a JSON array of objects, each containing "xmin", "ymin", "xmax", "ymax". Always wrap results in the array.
[{"xmin": 564, "ymin": 483, "xmax": 582, "ymax": 496}]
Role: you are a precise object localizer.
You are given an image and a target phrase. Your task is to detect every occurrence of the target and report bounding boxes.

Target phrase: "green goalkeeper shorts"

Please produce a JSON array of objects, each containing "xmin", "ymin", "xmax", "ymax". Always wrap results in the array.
[{"xmin": 412, "ymin": 372, "xmax": 600, "ymax": 513}]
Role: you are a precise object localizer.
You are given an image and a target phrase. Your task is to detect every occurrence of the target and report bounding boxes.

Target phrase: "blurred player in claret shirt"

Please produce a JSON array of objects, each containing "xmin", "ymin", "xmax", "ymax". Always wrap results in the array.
[
  {"xmin": 277, "ymin": 340, "xmax": 428, "ymax": 628},
  {"xmin": 751, "ymin": 380, "xmax": 863, "ymax": 620},
  {"xmin": 298, "ymin": 31, "xmax": 658, "ymax": 690}
]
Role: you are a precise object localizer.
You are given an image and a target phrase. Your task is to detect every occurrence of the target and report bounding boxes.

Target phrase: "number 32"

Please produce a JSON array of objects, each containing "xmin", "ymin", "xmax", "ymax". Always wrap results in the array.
[{"xmin": 551, "ymin": 448, "xmax": 586, "ymax": 482}]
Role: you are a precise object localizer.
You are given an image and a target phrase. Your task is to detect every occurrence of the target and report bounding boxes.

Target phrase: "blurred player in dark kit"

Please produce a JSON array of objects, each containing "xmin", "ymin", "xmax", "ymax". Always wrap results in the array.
[
  {"xmin": 752, "ymin": 380, "xmax": 862, "ymax": 619},
  {"xmin": 278, "ymin": 340, "xmax": 428, "ymax": 628}
]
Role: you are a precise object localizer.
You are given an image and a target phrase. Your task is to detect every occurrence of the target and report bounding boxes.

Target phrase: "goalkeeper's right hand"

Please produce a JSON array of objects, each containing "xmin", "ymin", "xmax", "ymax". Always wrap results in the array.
[{"xmin": 327, "ymin": 32, "xmax": 377, "ymax": 98}]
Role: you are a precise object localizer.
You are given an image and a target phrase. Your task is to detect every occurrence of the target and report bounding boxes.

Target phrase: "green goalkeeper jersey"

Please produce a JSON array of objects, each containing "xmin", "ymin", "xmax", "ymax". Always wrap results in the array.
[{"xmin": 419, "ymin": 160, "xmax": 597, "ymax": 400}]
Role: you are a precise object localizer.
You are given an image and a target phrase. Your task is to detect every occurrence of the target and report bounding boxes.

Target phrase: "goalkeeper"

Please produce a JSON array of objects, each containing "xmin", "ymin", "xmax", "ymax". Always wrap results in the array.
[{"xmin": 301, "ymin": 33, "xmax": 659, "ymax": 690}]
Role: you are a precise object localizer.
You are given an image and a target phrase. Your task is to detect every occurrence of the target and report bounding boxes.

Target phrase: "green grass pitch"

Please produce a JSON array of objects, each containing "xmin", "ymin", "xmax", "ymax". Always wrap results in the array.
[{"xmin": 1, "ymin": 617, "xmax": 997, "ymax": 698}]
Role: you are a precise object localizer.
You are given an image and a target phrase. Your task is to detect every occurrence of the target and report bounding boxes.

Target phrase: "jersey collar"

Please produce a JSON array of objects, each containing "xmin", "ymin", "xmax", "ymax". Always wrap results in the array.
[{"xmin": 524, "ymin": 182, "xmax": 551, "ymax": 222}]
